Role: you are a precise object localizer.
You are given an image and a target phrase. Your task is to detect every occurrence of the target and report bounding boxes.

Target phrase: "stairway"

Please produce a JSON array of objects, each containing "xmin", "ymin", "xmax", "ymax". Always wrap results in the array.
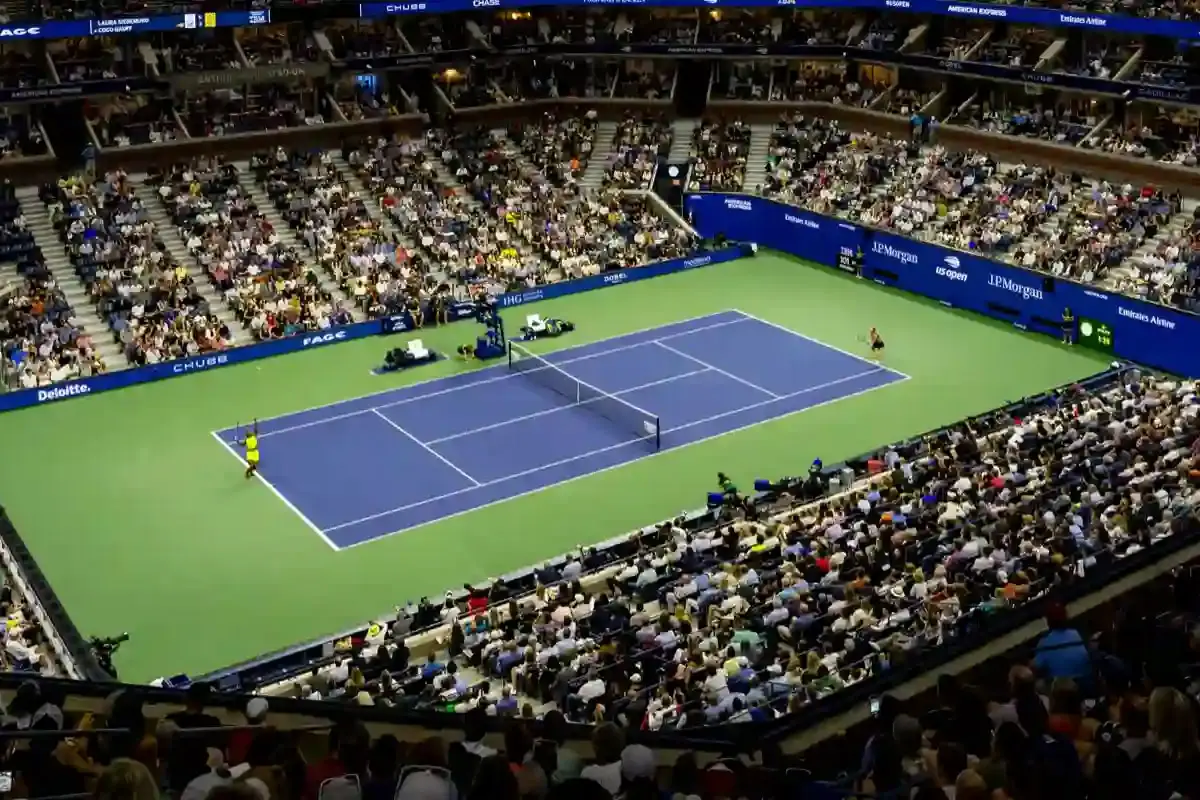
[
  {"xmin": 744, "ymin": 123, "xmax": 773, "ymax": 194},
  {"xmin": 668, "ymin": 119, "xmax": 696, "ymax": 162},
  {"xmin": 435, "ymin": 142, "xmax": 554, "ymax": 279},
  {"xmin": 579, "ymin": 120, "xmax": 618, "ymax": 193},
  {"xmin": 496, "ymin": 128, "xmax": 546, "ymax": 182},
  {"xmin": 234, "ymin": 165, "xmax": 362, "ymax": 322},
  {"xmin": 14, "ymin": 186, "xmax": 128, "ymax": 370},
  {"xmin": 138, "ymin": 183, "xmax": 245, "ymax": 338},
  {"xmin": 326, "ymin": 150, "xmax": 445, "ymax": 279}
]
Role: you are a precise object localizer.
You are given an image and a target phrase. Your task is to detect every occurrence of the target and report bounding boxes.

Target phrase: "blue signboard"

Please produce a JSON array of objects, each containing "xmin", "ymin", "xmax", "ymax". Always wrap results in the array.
[
  {"xmin": 0, "ymin": 247, "xmax": 746, "ymax": 414},
  {"xmin": 357, "ymin": 0, "xmax": 1200, "ymax": 38},
  {"xmin": 1, "ymin": 0, "xmax": 1197, "ymax": 40},
  {"xmin": 685, "ymin": 193, "xmax": 1200, "ymax": 378}
]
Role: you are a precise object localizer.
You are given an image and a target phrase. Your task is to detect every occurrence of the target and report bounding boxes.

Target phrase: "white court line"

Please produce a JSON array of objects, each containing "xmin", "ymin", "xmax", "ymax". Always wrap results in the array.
[
  {"xmin": 223, "ymin": 310, "xmax": 754, "ymax": 433},
  {"xmin": 730, "ymin": 308, "xmax": 913, "ymax": 380},
  {"xmin": 370, "ymin": 409, "xmax": 482, "ymax": 486},
  {"xmin": 209, "ymin": 431, "xmax": 341, "ymax": 551},
  {"xmin": 247, "ymin": 315, "xmax": 756, "ymax": 441},
  {"xmin": 654, "ymin": 340, "xmax": 782, "ymax": 399},
  {"xmin": 325, "ymin": 367, "xmax": 901, "ymax": 538},
  {"xmin": 423, "ymin": 367, "xmax": 712, "ymax": 446}
]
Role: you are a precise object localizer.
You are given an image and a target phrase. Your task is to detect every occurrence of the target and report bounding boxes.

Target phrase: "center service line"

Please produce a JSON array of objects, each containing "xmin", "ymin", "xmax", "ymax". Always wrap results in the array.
[
  {"xmin": 422, "ymin": 367, "xmax": 712, "ymax": 446},
  {"xmin": 370, "ymin": 409, "xmax": 482, "ymax": 486},
  {"xmin": 652, "ymin": 340, "xmax": 783, "ymax": 399},
  {"xmin": 325, "ymin": 367, "xmax": 889, "ymax": 535}
]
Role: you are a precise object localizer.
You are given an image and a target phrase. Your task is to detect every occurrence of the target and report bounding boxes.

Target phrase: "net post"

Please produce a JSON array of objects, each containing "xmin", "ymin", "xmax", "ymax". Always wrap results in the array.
[
  {"xmin": 507, "ymin": 341, "xmax": 513, "ymax": 368},
  {"xmin": 655, "ymin": 418, "xmax": 662, "ymax": 450}
]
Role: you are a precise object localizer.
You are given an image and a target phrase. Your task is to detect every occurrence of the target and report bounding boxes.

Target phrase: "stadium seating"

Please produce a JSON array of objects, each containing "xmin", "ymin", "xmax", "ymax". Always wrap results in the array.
[
  {"xmin": 233, "ymin": 368, "xmax": 1194, "ymax": 743},
  {"xmin": 9, "ymin": 14, "xmax": 1200, "ymax": 800},
  {"xmin": 1, "ymin": 184, "xmax": 100, "ymax": 388}
]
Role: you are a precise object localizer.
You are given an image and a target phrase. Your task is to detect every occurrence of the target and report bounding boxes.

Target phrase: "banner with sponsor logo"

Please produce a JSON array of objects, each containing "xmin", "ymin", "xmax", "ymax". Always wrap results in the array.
[
  {"xmin": 169, "ymin": 63, "xmax": 331, "ymax": 91},
  {"xmin": 686, "ymin": 194, "xmax": 863, "ymax": 274},
  {"xmin": 0, "ymin": 318, "xmax": 383, "ymax": 414},
  {"xmin": 0, "ymin": 247, "xmax": 746, "ymax": 414},
  {"xmin": 494, "ymin": 246, "xmax": 747, "ymax": 309},
  {"xmin": 356, "ymin": 0, "xmax": 1200, "ymax": 39},
  {"xmin": 2, "ymin": 0, "xmax": 1194, "ymax": 42},
  {"xmin": 685, "ymin": 193, "xmax": 1200, "ymax": 377}
]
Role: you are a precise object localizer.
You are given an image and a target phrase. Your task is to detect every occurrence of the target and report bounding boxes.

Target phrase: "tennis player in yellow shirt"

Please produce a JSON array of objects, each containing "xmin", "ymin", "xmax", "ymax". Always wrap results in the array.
[{"xmin": 238, "ymin": 423, "xmax": 260, "ymax": 480}]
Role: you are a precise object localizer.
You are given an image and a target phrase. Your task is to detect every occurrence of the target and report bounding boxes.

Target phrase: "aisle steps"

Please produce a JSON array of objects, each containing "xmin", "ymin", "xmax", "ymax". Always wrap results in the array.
[
  {"xmin": 138, "ymin": 184, "xmax": 244, "ymax": 337},
  {"xmin": 14, "ymin": 186, "xmax": 127, "ymax": 370},
  {"xmin": 234, "ymin": 165, "xmax": 362, "ymax": 323},
  {"xmin": 668, "ymin": 118, "xmax": 696, "ymax": 162},
  {"xmin": 744, "ymin": 122, "xmax": 774, "ymax": 193},
  {"xmin": 579, "ymin": 119, "xmax": 619, "ymax": 192}
]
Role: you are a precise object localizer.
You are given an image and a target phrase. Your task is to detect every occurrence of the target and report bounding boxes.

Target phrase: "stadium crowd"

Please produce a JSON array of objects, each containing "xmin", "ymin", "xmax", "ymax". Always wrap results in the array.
[
  {"xmin": 12, "ymin": 367, "xmax": 1174, "ymax": 799},
  {"xmin": 0, "ymin": 183, "xmax": 101, "ymax": 389},
  {"xmin": 687, "ymin": 119, "xmax": 751, "ymax": 193},
  {"xmin": 603, "ymin": 114, "xmax": 671, "ymax": 191},
  {"xmin": 44, "ymin": 171, "xmax": 230, "ymax": 366},
  {"xmin": 152, "ymin": 155, "xmax": 346, "ymax": 340},
  {"xmin": 436, "ymin": 126, "xmax": 693, "ymax": 280}
]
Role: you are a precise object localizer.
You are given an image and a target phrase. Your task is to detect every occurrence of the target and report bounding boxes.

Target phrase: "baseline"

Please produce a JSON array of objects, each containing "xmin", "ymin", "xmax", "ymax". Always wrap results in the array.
[
  {"xmin": 208, "ymin": 431, "xmax": 340, "ymax": 551},
  {"xmin": 730, "ymin": 307, "xmax": 913, "ymax": 380}
]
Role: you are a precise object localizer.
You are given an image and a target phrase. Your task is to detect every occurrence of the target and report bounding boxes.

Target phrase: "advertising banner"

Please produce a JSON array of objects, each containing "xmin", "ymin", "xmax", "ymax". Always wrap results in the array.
[
  {"xmin": 3, "ymin": 0, "xmax": 1194, "ymax": 43},
  {"xmin": 685, "ymin": 193, "xmax": 1200, "ymax": 378},
  {"xmin": 168, "ymin": 63, "xmax": 331, "ymax": 92},
  {"xmin": 0, "ymin": 319, "xmax": 385, "ymax": 414},
  {"xmin": 494, "ymin": 246, "xmax": 747, "ymax": 309},
  {"xmin": 0, "ymin": 248, "xmax": 746, "ymax": 414},
  {"xmin": 356, "ymin": 0, "xmax": 1200, "ymax": 40}
]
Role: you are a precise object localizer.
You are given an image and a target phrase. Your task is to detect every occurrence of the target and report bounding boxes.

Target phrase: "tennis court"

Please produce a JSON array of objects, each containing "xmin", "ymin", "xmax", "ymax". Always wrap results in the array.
[{"xmin": 213, "ymin": 310, "xmax": 908, "ymax": 549}]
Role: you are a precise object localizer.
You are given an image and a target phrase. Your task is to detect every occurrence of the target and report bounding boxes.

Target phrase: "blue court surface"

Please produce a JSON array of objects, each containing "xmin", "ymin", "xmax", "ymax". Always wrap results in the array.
[{"xmin": 213, "ymin": 310, "xmax": 909, "ymax": 550}]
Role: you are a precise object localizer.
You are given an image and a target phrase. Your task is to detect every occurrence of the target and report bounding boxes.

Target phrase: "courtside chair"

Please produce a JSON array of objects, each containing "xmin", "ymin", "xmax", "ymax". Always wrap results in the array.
[{"xmin": 407, "ymin": 339, "xmax": 430, "ymax": 360}]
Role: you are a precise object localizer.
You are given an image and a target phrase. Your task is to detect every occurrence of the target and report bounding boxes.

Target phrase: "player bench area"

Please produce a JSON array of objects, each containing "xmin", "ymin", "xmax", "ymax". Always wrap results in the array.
[{"xmin": 212, "ymin": 310, "xmax": 909, "ymax": 550}]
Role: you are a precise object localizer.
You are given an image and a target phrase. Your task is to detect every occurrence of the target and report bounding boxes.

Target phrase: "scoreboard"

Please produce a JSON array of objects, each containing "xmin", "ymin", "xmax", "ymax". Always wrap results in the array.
[
  {"xmin": 1078, "ymin": 317, "xmax": 1114, "ymax": 353},
  {"xmin": 837, "ymin": 246, "xmax": 862, "ymax": 275}
]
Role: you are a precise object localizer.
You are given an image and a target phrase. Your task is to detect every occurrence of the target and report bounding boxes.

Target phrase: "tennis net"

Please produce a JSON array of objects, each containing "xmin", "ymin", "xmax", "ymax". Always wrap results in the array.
[{"xmin": 508, "ymin": 342, "xmax": 662, "ymax": 450}]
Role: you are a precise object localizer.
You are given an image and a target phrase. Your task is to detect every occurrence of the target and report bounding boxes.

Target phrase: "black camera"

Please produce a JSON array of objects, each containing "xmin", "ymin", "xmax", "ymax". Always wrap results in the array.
[{"xmin": 89, "ymin": 633, "xmax": 130, "ymax": 679}]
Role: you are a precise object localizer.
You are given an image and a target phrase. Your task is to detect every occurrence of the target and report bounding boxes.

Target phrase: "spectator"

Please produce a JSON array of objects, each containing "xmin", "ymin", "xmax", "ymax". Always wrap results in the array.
[
  {"xmin": 579, "ymin": 723, "xmax": 624, "ymax": 794},
  {"xmin": 1141, "ymin": 687, "xmax": 1200, "ymax": 798},
  {"xmin": 164, "ymin": 684, "xmax": 223, "ymax": 794},
  {"xmin": 539, "ymin": 710, "xmax": 583, "ymax": 784},
  {"xmin": 467, "ymin": 756, "xmax": 518, "ymax": 800},
  {"xmin": 462, "ymin": 707, "xmax": 496, "ymax": 759},
  {"xmin": 1033, "ymin": 603, "xmax": 1094, "ymax": 690},
  {"xmin": 363, "ymin": 735, "xmax": 401, "ymax": 800},
  {"xmin": 94, "ymin": 759, "xmax": 159, "ymax": 800},
  {"xmin": 304, "ymin": 721, "xmax": 370, "ymax": 800}
]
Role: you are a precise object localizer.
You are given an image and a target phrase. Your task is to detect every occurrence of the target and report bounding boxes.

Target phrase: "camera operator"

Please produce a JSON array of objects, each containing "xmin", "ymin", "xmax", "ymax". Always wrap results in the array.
[
  {"xmin": 90, "ymin": 632, "xmax": 129, "ymax": 679},
  {"xmin": 803, "ymin": 458, "xmax": 827, "ymax": 499}
]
